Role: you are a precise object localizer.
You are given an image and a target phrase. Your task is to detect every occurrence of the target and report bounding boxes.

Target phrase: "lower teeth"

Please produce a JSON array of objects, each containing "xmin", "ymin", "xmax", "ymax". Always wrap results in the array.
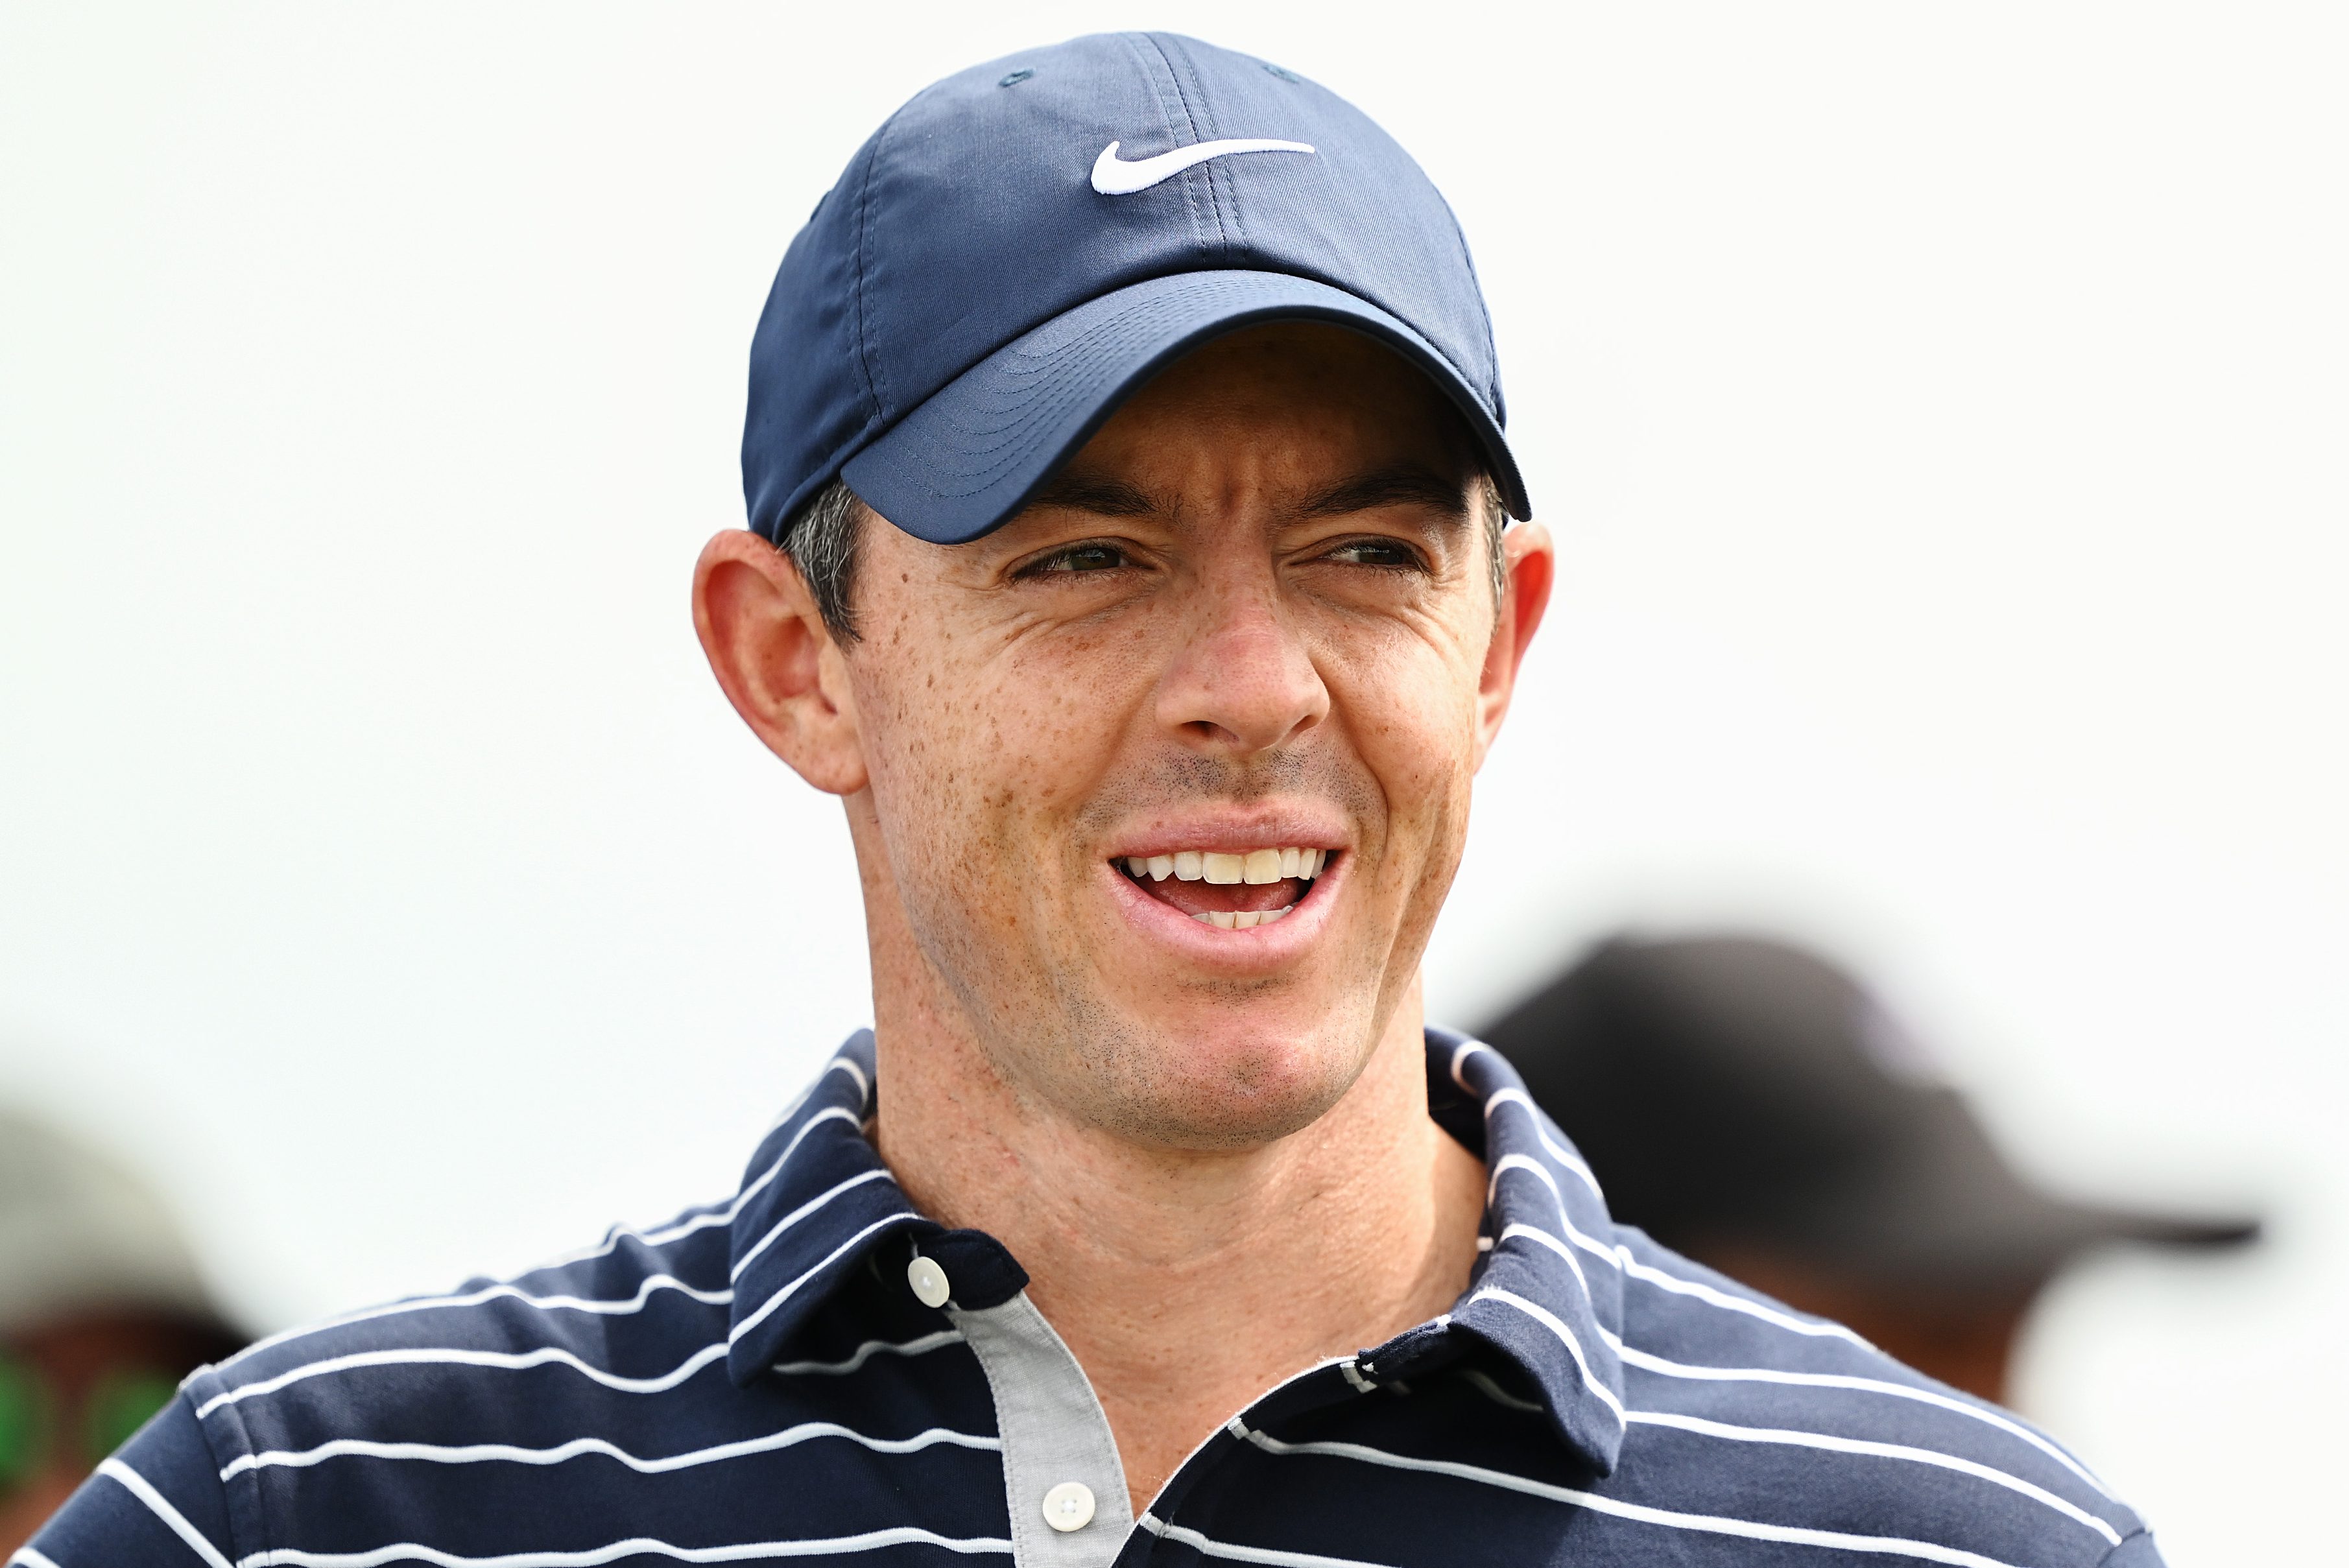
[{"xmin": 1193, "ymin": 907, "xmax": 1294, "ymax": 931}]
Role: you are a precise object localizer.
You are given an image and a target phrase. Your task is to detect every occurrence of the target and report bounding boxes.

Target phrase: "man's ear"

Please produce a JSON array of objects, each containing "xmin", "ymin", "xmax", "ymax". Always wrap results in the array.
[
  {"xmin": 1473, "ymin": 519, "xmax": 1555, "ymax": 770},
  {"xmin": 692, "ymin": 530, "xmax": 869, "ymax": 796}
]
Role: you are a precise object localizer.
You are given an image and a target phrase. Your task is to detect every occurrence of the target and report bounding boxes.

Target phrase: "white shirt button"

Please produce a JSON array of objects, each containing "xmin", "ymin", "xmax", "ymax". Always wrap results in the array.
[
  {"xmin": 905, "ymin": 1255, "xmax": 951, "ymax": 1309},
  {"xmin": 1040, "ymin": 1480, "xmax": 1095, "ymax": 1532}
]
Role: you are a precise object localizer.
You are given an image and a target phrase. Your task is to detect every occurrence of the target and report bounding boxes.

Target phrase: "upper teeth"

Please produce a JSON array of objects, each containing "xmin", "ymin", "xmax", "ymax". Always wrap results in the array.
[{"xmin": 1125, "ymin": 847, "xmax": 1327, "ymax": 883}]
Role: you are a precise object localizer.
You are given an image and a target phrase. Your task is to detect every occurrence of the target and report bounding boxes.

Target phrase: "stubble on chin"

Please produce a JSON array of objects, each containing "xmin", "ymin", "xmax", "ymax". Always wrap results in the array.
[{"xmin": 1017, "ymin": 982, "xmax": 1390, "ymax": 1152}]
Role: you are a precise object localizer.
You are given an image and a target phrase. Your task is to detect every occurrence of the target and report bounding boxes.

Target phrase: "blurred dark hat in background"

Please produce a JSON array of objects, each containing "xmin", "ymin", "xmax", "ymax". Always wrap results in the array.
[{"xmin": 1480, "ymin": 934, "xmax": 2259, "ymax": 1293}]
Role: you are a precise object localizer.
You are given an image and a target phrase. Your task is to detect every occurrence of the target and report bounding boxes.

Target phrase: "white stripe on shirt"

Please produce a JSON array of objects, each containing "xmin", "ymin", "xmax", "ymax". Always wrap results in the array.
[
  {"xmin": 1479, "ymin": 1084, "xmax": 1606, "ymax": 1195},
  {"xmin": 197, "ymin": 1341, "xmax": 730, "ymax": 1418},
  {"xmin": 727, "ymin": 1217, "xmax": 914, "ymax": 1348},
  {"xmin": 228, "ymin": 1526, "xmax": 1012, "ymax": 1568},
  {"xmin": 1466, "ymin": 1287, "xmax": 1627, "ymax": 1425},
  {"xmin": 99, "ymin": 1458, "xmax": 235, "ymax": 1568},
  {"xmin": 728, "ymin": 1169, "xmax": 894, "ymax": 1284},
  {"xmin": 1610, "ymin": 1340, "xmax": 2114, "ymax": 1498},
  {"xmin": 773, "ymin": 1329, "xmax": 965, "ymax": 1376},
  {"xmin": 1620, "ymin": 1410, "xmax": 2120, "ymax": 1544},
  {"xmin": 220, "ymin": 1421, "xmax": 999, "ymax": 1482},
  {"xmin": 1223, "ymin": 1428, "xmax": 2032, "ymax": 1568},
  {"xmin": 224, "ymin": 1276, "xmax": 731, "ymax": 1369},
  {"xmin": 1136, "ymin": 1514, "xmax": 1391, "ymax": 1568}
]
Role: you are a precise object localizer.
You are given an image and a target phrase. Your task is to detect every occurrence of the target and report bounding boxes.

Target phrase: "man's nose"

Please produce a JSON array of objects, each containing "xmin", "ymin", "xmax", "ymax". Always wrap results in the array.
[{"xmin": 1152, "ymin": 569, "xmax": 1330, "ymax": 757}]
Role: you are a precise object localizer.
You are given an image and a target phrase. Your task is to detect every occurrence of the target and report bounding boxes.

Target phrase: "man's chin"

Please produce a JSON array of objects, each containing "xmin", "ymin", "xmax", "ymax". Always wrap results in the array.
[{"xmin": 1045, "ymin": 1002, "xmax": 1385, "ymax": 1152}]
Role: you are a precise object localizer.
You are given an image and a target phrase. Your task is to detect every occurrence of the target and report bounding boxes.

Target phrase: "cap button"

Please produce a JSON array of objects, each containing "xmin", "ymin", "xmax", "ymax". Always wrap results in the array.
[
  {"xmin": 906, "ymin": 1255, "xmax": 951, "ymax": 1309},
  {"xmin": 1040, "ymin": 1480, "xmax": 1095, "ymax": 1532}
]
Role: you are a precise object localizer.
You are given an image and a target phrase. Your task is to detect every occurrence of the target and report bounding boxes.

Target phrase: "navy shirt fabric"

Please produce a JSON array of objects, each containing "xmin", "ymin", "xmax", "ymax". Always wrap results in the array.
[{"xmin": 21, "ymin": 1029, "xmax": 2163, "ymax": 1568}]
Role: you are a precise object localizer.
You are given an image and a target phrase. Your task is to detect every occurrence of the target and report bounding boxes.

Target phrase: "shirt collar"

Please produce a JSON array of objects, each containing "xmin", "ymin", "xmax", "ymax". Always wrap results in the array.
[
  {"xmin": 721, "ymin": 1030, "xmax": 923, "ymax": 1385},
  {"xmin": 724, "ymin": 1026, "xmax": 1627, "ymax": 1474},
  {"xmin": 1420, "ymin": 1025, "xmax": 1628, "ymax": 1471}
]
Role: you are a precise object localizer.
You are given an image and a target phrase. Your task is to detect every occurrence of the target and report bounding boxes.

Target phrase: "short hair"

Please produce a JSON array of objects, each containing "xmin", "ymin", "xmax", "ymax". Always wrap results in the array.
[
  {"xmin": 1475, "ymin": 474, "xmax": 1507, "ymax": 610},
  {"xmin": 773, "ymin": 479, "xmax": 867, "ymax": 644},
  {"xmin": 771, "ymin": 473, "xmax": 1508, "ymax": 647}
]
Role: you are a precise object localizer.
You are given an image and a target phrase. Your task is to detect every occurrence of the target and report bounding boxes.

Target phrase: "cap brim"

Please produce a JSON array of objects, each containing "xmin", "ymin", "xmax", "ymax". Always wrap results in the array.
[
  {"xmin": 2041, "ymin": 1198, "xmax": 2261, "ymax": 1253},
  {"xmin": 1776, "ymin": 1159, "xmax": 2262, "ymax": 1288},
  {"xmin": 841, "ymin": 269, "xmax": 1531, "ymax": 545}
]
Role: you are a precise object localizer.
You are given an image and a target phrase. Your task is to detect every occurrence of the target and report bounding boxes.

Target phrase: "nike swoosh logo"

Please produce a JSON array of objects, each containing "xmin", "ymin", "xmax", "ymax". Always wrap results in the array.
[{"xmin": 1090, "ymin": 137, "xmax": 1317, "ymax": 195}]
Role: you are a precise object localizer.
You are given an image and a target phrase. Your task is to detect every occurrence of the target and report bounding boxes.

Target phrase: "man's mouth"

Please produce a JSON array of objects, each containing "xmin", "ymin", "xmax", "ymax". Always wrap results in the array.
[{"xmin": 1115, "ymin": 847, "xmax": 1331, "ymax": 930}]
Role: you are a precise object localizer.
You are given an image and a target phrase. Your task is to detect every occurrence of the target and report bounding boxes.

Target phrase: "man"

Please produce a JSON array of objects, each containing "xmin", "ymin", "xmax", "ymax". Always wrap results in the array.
[
  {"xmin": 0, "ymin": 1112, "xmax": 244, "ymax": 1554},
  {"xmin": 21, "ymin": 32, "xmax": 2162, "ymax": 1568},
  {"xmin": 1482, "ymin": 934, "xmax": 2257, "ymax": 1405}
]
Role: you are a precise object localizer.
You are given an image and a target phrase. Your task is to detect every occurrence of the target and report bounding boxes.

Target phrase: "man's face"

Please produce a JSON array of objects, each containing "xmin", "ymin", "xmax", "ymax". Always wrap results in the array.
[{"xmin": 836, "ymin": 325, "xmax": 1542, "ymax": 1147}]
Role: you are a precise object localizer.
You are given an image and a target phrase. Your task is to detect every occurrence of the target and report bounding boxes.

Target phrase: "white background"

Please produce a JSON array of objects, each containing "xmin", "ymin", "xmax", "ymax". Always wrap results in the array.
[{"xmin": 3, "ymin": 5, "xmax": 2341, "ymax": 1560}]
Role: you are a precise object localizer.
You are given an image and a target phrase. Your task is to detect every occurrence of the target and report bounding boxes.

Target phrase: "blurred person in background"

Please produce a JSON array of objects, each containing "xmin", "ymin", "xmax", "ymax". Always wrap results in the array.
[
  {"xmin": 24, "ymin": 30, "xmax": 2178, "ymax": 1568},
  {"xmin": 1, "ymin": 1112, "xmax": 242, "ymax": 1554},
  {"xmin": 1481, "ymin": 935, "xmax": 2258, "ymax": 1405}
]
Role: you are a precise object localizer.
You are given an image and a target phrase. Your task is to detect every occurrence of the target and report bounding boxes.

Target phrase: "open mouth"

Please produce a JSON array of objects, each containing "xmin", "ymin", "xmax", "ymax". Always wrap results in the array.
[{"xmin": 1115, "ymin": 847, "xmax": 1333, "ymax": 930}]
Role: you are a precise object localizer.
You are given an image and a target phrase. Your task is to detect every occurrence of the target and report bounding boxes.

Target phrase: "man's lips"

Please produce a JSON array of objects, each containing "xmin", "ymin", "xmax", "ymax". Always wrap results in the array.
[
  {"xmin": 1110, "ymin": 843, "xmax": 1337, "ymax": 931},
  {"xmin": 1103, "ymin": 846, "xmax": 1346, "ymax": 946}
]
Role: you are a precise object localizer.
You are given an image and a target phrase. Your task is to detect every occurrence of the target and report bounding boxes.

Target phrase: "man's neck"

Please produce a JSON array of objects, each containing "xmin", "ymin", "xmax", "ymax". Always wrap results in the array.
[{"xmin": 870, "ymin": 981, "xmax": 1487, "ymax": 1507}]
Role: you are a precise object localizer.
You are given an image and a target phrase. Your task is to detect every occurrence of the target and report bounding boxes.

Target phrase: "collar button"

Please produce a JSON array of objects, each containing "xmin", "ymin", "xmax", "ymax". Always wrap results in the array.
[
  {"xmin": 1041, "ymin": 1481, "xmax": 1096, "ymax": 1532},
  {"xmin": 906, "ymin": 1255, "xmax": 951, "ymax": 1308}
]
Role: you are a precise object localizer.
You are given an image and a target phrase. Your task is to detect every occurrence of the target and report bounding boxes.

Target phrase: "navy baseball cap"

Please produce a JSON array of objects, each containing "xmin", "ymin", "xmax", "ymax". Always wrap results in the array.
[{"xmin": 742, "ymin": 32, "xmax": 1530, "ymax": 547}]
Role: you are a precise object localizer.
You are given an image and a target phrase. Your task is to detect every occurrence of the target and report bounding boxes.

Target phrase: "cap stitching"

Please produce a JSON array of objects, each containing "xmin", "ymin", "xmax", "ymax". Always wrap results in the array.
[
  {"xmin": 852, "ymin": 108, "xmax": 907, "ymax": 427},
  {"xmin": 1156, "ymin": 35, "xmax": 1237, "ymax": 252},
  {"xmin": 1123, "ymin": 32, "xmax": 1213, "ymax": 252}
]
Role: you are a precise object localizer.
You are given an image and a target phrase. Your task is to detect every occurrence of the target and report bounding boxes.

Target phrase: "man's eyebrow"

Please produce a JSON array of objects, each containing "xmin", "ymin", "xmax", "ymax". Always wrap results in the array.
[
  {"xmin": 1294, "ymin": 465, "xmax": 1472, "ymax": 523},
  {"xmin": 1022, "ymin": 471, "xmax": 1161, "ymax": 517}
]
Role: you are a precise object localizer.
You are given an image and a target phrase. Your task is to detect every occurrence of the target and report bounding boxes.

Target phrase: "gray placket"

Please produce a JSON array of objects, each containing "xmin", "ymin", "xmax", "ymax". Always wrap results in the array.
[{"xmin": 948, "ymin": 1291, "xmax": 1134, "ymax": 1568}]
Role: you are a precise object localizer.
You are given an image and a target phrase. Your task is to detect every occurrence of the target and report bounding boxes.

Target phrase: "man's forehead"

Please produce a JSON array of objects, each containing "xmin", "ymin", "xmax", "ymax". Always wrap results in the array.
[{"xmin": 1021, "ymin": 461, "xmax": 1476, "ymax": 526}]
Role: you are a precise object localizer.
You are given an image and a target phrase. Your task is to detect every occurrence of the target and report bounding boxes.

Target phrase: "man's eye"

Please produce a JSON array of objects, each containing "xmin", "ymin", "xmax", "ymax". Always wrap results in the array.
[
  {"xmin": 1031, "ymin": 543, "xmax": 1131, "ymax": 575},
  {"xmin": 1322, "ymin": 538, "xmax": 1424, "ymax": 569}
]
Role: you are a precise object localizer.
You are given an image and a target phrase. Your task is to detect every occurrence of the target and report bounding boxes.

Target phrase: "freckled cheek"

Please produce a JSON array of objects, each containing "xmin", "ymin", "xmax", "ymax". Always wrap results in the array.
[
  {"xmin": 861, "ymin": 650, "xmax": 1116, "ymax": 901},
  {"xmin": 1328, "ymin": 655, "xmax": 1479, "ymax": 873}
]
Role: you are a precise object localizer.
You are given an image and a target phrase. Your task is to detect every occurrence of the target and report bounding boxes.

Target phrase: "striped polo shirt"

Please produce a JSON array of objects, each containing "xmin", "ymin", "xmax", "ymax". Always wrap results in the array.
[{"xmin": 19, "ymin": 1028, "xmax": 2164, "ymax": 1568}]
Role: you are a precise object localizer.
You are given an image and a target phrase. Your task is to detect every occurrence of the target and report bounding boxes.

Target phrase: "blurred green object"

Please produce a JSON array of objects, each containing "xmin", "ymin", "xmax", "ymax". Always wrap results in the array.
[
  {"xmin": 82, "ymin": 1370, "xmax": 174, "ymax": 1460},
  {"xmin": 0, "ymin": 1356, "xmax": 48, "ymax": 1489},
  {"xmin": 0, "ymin": 1107, "xmax": 246, "ymax": 1533},
  {"xmin": 0, "ymin": 1356, "xmax": 180, "ymax": 1499}
]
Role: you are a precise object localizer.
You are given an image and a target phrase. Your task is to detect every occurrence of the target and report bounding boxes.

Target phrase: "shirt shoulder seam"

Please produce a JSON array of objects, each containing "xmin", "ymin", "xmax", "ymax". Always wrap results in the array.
[{"xmin": 182, "ymin": 1384, "xmax": 264, "ymax": 1563}]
